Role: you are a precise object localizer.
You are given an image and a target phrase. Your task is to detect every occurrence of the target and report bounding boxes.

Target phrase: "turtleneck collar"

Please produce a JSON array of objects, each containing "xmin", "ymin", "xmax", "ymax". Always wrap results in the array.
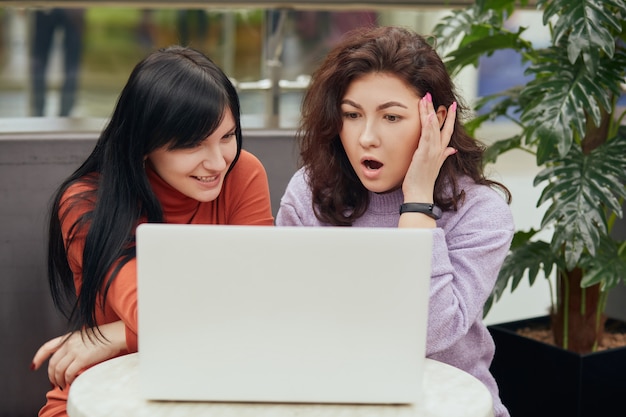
[
  {"xmin": 146, "ymin": 165, "xmax": 200, "ymax": 222},
  {"xmin": 367, "ymin": 188, "xmax": 404, "ymax": 215}
]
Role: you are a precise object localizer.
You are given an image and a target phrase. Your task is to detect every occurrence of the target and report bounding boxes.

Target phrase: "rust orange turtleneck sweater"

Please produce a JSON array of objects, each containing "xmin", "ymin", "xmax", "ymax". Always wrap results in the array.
[{"xmin": 39, "ymin": 150, "xmax": 273, "ymax": 417}]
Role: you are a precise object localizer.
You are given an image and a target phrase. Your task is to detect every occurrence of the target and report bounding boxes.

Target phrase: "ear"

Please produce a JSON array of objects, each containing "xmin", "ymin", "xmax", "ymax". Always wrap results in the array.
[{"xmin": 435, "ymin": 105, "xmax": 447, "ymax": 129}]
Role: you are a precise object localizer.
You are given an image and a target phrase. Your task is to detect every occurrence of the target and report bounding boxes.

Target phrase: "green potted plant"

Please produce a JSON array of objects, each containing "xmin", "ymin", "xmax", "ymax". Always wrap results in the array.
[{"xmin": 433, "ymin": 0, "xmax": 626, "ymax": 415}]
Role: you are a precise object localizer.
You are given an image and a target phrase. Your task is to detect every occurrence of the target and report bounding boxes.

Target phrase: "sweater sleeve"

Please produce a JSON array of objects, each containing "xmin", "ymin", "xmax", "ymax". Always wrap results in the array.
[
  {"xmin": 106, "ymin": 259, "xmax": 139, "ymax": 352},
  {"xmin": 222, "ymin": 150, "xmax": 274, "ymax": 226},
  {"xmin": 425, "ymin": 186, "xmax": 514, "ymax": 355}
]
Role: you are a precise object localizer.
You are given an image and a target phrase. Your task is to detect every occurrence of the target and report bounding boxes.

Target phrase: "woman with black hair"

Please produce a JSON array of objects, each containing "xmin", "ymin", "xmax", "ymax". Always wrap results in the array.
[{"xmin": 32, "ymin": 45, "xmax": 273, "ymax": 417}]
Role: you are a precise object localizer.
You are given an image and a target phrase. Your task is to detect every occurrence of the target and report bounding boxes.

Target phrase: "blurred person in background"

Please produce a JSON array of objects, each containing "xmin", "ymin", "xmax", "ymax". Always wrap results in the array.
[{"xmin": 30, "ymin": 8, "xmax": 85, "ymax": 117}]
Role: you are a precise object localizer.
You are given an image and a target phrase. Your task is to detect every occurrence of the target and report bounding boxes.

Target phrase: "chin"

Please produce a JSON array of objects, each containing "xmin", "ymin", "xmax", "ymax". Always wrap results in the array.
[
  {"xmin": 188, "ymin": 188, "xmax": 222, "ymax": 203},
  {"xmin": 360, "ymin": 181, "xmax": 390, "ymax": 194},
  {"xmin": 199, "ymin": 193, "xmax": 222, "ymax": 203},
  {"xmin": 359, "ymin": 178, "xmax": 402, "ymax": 194}
]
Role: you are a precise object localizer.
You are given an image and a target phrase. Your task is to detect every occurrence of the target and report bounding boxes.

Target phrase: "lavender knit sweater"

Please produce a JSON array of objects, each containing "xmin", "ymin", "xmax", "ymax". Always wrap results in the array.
[{"xmin": 276, "ymin": 168, "xmax": 514, "ymax": 417}]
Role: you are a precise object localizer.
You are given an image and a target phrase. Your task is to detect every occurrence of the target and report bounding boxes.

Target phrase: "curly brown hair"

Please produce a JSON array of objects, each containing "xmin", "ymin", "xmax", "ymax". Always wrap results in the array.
[{"xmin": 298, "ymin": 26, "xmax": 510, "ymax": 226}]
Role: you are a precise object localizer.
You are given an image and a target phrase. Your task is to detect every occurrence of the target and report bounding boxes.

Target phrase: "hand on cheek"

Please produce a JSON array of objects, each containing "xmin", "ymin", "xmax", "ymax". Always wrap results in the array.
[{"xmin": 402, "ymin": 92, "xmax": 458, "ymax": 201}]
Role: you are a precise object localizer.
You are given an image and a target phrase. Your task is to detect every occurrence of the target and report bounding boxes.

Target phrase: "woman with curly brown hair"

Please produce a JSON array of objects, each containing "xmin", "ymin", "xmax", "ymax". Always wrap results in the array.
[{"xmin": 276, "ymin": 26, "xmax": 513, "ymax": 417}]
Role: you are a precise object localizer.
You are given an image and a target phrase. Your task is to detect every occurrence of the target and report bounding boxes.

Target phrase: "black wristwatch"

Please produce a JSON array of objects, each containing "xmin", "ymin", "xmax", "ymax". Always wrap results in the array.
[{"xmin": 399, "ymin": 203, "xmax": 442, "ymax": 220}]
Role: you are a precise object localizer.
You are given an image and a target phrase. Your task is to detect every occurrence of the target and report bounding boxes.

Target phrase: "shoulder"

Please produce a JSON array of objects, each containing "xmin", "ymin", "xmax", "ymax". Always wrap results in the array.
[
  {"xmin": 57, "ymin": 174, "xmax": 99, "ymax": 231},
  {"xmin": 287, "ymin": 167, "xmax": 309, "ymax": 186},
  {"xmin": 213, "ymin": 150, "xmax": 273, "ymax": 224},
  {"xmin": 64, "ymin": 174, "xmax": 98, "ymax": 194},
  {"xmin": 276, "ymin": 168, "xmax": 320, "ymax": 226},
  {"xmin": 60, "ymin": 174, "xmax": 98, "ymax": 207},
  {"xmin": 459, "ymin": 176, "xmax": 509, "ymax": 206},
  {"xmin": 282, "ymin": 168, "xmax": 312, "ymax": 201},
  {"xmin": 446, "ymin": 176, "xmax": 513, "ymax": 230},
  {"xmin": 224, "ymin": 150, "xmax": 269, "ymax": 185},
  {"xmin": 231, "ymin": 150, "xmax": 266, "ymax": 174}
]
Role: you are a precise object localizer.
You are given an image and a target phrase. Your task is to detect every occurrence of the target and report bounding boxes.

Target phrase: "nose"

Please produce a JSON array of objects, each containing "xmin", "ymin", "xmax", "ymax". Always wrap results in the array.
[
  {"xmin": 201, "ymin": 143, "xmax": 227, "ymax": 171},
  {"xmin": 358, "ymin": 120, "xmax": 381, "ymax": 148}
]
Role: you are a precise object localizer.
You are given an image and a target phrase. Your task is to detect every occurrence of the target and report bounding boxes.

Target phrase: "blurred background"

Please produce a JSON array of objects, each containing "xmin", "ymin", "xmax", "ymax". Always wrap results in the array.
[{"xmin": 0, "ymin": 4, "xmax": 460, "ymax": 128}]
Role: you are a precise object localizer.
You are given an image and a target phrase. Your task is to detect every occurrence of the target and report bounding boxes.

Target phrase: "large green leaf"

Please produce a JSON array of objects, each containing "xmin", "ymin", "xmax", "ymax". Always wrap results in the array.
[
  {"xmin": 519, "ymin": 46, "xmax": 626, "ymax": 162},
  {"xmin": 476, "ymin": 0, "xmax": 521, "ymax": 15},
  {"xmin": 433, "ymin": 8, "xmax": 486, "ymax": 53},
  {"xmin": 444, "ymin": 29, "xmax": 532, "ymax": 75},
  {"xmin": 483, "ymin": 136, "xmax": 523, "ymax": 164},
  {"xmin": 541, "ymin": 0, "xmax": 626, "ymax": 71},
  {"xmin": 474, "ymin": 86, "xmax": 524, "ymax": 116},
  {"xmin": 534, "ymin": 134, "xmax": 626, "ymax": 269},
  {"xmin": 464, "ymin": 87, "xmax": 523, "ymax": 135},
  {"xmin": 433, "ymin": 3, "xmax": 511, "ymax": 52},
  {"xmin": 484, "ymin": 232, "xmax": 558, "ymax": 316},
  {"xmin": 464, "ymin": 113, "xmax": 492, "ymax": 138},
  {"xmin": 581, "ymin": 236, "xmax": 626, "ymax": 290}
]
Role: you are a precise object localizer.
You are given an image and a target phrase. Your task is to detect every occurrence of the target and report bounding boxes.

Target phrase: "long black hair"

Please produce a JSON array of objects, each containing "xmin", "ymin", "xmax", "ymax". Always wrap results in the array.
[{"xmin": 47, "ymin": 46, "xmax": 242, "ymax": 334}]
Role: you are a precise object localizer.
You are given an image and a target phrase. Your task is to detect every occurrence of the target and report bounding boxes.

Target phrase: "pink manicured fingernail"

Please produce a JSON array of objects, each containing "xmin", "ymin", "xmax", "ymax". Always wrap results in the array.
[
  {"xmin": 451, "ymin": 101, "xmax": 457, "ymax": 112},
  {"xmin": 426, "ymin": 92, "xmax": 432, "ymax": 103}
]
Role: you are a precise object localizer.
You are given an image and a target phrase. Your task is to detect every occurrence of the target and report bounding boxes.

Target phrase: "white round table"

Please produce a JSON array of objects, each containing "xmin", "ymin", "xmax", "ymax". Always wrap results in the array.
[{"xmin": 68, "ymin": 353, "xmax": 494, "ymax": 417}]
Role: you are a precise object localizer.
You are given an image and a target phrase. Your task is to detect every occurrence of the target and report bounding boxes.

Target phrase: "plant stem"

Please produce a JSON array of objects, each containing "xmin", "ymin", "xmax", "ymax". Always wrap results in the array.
[{"xmin": 593, "ymin": 290, "xmax": 609, "ymax": 352}]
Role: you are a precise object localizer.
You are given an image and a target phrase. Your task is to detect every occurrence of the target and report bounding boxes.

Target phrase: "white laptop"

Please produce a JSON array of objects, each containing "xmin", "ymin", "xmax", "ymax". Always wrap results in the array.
[{"xmin": 136, "ymin": 224, "xmax": 432, "ymax": 404}]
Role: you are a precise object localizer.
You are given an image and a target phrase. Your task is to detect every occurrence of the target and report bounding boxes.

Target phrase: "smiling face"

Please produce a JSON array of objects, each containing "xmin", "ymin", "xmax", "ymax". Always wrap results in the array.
[
  {"xmin": 339, "ymin": 72, "xmax": 423, "ymax": 193},
  {"xmin": 146, "ymin": 110, "xmax": 238, "ymax": 202}
]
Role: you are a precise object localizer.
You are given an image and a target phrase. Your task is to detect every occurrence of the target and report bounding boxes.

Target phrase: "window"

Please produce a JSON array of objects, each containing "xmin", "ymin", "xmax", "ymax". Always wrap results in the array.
[{"xmin": 0, "ymin": 3, "xmax": 451, "ymax": 129}]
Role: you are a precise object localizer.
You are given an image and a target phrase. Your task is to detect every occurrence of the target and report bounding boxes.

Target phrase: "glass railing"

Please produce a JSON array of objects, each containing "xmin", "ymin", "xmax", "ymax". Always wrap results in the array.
[
  {"xmin": 0, "ymin": 1, "xmax": 554, "ymax": 133},
  {"xmin": 0, "ymin": 2, "xmax": 460, "ymax": 131}
]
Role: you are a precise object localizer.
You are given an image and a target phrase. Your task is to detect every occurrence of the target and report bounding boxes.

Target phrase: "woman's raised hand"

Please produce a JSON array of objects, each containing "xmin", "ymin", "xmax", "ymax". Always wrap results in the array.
[{"xmin": 402, "ymin": 92, "xmax": 457, "ymax": 202}]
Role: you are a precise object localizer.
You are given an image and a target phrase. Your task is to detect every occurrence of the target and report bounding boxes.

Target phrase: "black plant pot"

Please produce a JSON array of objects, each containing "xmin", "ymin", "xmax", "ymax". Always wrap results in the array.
[{"xmin": 488, "ymin": 316, "xmax": 626, "ymax": 417}]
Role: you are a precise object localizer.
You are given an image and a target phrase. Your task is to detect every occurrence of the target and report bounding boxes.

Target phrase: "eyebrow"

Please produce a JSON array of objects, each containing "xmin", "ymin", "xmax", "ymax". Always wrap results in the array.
[
  {"xmin": 221, "ymin": 124, "xmax": 236, "ymax": 134},
  {"xmin": 340, "ymin": 99, "xmax": 408, "ymax": 111}
]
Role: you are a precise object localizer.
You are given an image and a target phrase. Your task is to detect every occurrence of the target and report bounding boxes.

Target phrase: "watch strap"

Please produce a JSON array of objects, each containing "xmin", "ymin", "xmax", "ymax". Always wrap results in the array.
[{"xmin": 399, "ymin": 202, "xmax": 442, "ymax": 220}]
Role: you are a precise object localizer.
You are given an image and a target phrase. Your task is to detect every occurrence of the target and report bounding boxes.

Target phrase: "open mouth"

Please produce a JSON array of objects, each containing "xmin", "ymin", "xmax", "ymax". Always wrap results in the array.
[{"xmin": 364, "ymin": 160, "xmax": 383, "ymax": 170}]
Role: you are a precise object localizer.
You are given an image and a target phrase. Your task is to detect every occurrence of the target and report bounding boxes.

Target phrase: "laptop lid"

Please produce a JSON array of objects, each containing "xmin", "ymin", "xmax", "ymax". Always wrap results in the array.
[{"xmin": 136, "ymin": 224, "xmax": 432, "ymax": 404}]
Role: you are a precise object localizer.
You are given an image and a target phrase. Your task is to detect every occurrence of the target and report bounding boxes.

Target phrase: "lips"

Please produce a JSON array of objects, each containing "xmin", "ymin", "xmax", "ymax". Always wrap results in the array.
[
  {"xmin": 361, "ymin": 156, "xmax": 383, "ymax": 171},
  {"xmin": 358, "ymin": 156, "xmax": 384, "ymax": 181},
  {"xmin": 364, "ymin": 159, "xmax": 383, "ymax": 170},
  {"xmin": 192, "ymin": 174, "xmax": 220, "ymax": 184}
]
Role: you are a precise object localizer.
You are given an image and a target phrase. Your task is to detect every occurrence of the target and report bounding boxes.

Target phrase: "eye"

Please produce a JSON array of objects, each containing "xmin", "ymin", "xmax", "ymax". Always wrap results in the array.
[
  {"xmin": 342, "ymin": 112, "xmax": 360, "ymax": 120},
  {"xmin": 222, "ymin": 131, "xmax": 236, "ymax": 141},
  {"xmin": 173, "ymin": 140, "xmax": 203, "ymax": 151},
  {"xmin": 384, "ymin": 114, "xmax": 401, "ymax": 122}
]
